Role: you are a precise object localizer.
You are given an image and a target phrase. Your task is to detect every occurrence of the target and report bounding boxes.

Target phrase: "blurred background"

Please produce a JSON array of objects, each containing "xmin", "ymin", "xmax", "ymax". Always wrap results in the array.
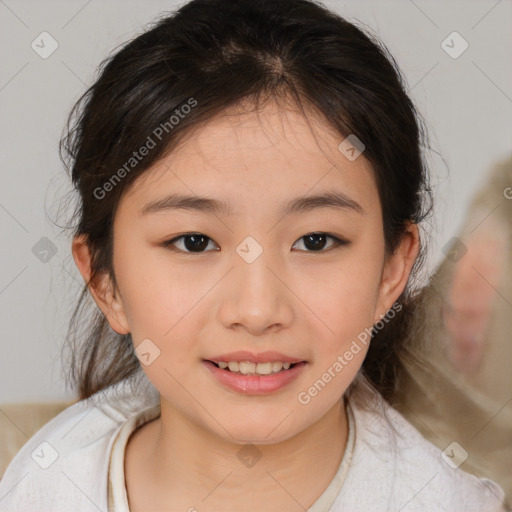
[{"xmin": 0, "ymin": 0, "xmax": 511, "ymax": 404}]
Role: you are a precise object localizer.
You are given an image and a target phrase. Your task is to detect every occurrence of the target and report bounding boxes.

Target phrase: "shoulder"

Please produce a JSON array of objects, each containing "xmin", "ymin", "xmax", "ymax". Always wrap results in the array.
[
  {"xmin": 0, "ymin": 374, "xmax": 159, "ymax": 512},
  {"xmin": 332, "ymin": 378, "xmax": 507, "ymax": 512}
]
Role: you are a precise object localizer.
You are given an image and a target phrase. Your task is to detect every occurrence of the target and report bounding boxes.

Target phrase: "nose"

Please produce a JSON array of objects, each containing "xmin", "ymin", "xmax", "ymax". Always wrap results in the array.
[{"xmin": 218, "ymin": 250, "xmax": 294, "ymax": 336}]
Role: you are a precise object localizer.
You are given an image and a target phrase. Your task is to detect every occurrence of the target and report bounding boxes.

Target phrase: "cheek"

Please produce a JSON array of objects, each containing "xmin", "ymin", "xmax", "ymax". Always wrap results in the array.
[
  {"xmin": 297, "ymin": 266, "xmax": 378, "ymax": 407},
  {"xmin": 113, "ymin": 245, "xmax": 200, "ymax": 350},
  {"xmin": 301, "ymin": 254, "xmax": 383, "ymax": 349}
]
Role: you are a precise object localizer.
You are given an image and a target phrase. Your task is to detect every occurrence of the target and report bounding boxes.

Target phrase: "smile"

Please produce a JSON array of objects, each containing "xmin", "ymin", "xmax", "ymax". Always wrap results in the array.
[
  {"xmin": 201, "ymin": 359, "xmax": 308, "ymax": 394},
  {"xmin": 211, "ymin": 360, "xmax": 298, "ymax": 375}
]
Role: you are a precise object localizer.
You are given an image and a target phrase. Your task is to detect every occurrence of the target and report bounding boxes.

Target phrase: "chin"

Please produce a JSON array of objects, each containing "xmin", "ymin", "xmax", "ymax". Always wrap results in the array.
[{"xmin": 213, "ymin": 416, "xmax": 302, "ymax": 446}]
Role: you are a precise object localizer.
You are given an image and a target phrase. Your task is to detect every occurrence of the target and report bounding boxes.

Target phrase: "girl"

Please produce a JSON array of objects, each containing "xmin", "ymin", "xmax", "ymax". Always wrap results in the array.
[{"xmin": 0, "ymin": 0, "xmax": 506, "ymax": 510}]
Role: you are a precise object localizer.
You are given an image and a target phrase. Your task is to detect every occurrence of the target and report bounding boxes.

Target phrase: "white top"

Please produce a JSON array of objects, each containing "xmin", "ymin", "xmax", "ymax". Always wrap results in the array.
[{"xmin": 0, "ymin": 372, "xmax": 506, "ymax": 512}]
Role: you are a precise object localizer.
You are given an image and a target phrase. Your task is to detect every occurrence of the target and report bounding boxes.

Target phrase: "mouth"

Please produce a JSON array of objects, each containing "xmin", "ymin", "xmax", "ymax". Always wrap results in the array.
[
  {"xmin": 204, "ymin": 360, "xmax": 306, "ymax": 376},
  {"xmin": 201, "ymin": 359, "xmax": 308, "ymax": 394}
]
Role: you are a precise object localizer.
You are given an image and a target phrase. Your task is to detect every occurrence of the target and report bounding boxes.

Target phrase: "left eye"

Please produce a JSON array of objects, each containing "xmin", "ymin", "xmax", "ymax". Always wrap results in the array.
[
  {"xmin": 292, "ymin": 232, "xmax": 348, "ymax": 252},
  {"xmin": 162, "ymin": 232, "xmax": 348, "ymax": 253}
]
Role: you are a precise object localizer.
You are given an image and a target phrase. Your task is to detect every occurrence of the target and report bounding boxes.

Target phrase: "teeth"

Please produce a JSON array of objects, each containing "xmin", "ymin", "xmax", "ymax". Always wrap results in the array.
[
  {"xmin": 272, "ymin": 362, "xmax": 283, "ymax": 372},
  {"xmin": 239, "ymin": 361, "xmax": 256, "ymax": 374},
  {"xmin": 216, "ymin": 361, "xmax": 295, "ymax": 375},
  {"xmin": 227, "ymin": 361, "xmax": 240, "ymax": 372},
  {"xmin": 254, "ymin": 362, "xmax": 272, "ymax": 375}
]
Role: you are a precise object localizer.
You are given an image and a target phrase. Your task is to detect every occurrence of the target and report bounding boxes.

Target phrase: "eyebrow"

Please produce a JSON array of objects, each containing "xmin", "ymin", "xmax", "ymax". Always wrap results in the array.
[{"xmin": 140, "ymin": 191, "xmax": 365, "ymax": 217}]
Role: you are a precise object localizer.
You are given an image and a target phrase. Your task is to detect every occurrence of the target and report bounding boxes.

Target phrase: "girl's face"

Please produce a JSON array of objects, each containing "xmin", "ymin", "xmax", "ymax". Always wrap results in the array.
[{"xmin": 76, "ymin": 99, "xmax": 417, "ymax": 444}]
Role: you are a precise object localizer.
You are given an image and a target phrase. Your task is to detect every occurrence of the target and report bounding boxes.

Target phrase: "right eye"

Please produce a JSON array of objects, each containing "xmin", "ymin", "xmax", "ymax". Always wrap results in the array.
[{"xmin": 162, "ymin": 233, "xmax": 220, "ymax": 253}]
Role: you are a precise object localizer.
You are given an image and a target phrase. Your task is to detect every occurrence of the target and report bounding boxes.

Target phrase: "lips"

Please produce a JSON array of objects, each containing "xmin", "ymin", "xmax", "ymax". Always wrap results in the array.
[
  {"xmin": 204, "ymin": 350, "xmax": 307, "ymax": 365},
  {"xmin": 201, "ymin": 359, "xmax": 308, "ymax": 394}
]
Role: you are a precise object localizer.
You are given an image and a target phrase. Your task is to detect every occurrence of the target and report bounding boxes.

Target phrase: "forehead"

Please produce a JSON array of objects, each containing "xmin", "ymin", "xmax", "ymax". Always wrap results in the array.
[
  {"xmin": 119, "ymin": 99, "xmax": 379, "ymax": 217},
  {"xmin": 169, "ymin": 99, "xmax": 350, "ymax": 168}
]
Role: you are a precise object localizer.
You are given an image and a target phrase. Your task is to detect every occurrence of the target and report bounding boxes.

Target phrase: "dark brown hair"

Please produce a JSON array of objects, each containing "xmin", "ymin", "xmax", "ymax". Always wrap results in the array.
[{"xmin": 59, "ymin": 0, "xmax": 433, "ymax": 402}]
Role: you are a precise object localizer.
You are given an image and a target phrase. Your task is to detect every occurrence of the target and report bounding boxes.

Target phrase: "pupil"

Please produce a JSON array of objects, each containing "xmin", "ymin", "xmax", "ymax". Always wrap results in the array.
[
  {"xmin": 184, "ymin": 234, "xmax": 209, "ymax": 252},
  {"xmin": 304, "ymin": 233, "xmax": 326, "ymax": 251}
]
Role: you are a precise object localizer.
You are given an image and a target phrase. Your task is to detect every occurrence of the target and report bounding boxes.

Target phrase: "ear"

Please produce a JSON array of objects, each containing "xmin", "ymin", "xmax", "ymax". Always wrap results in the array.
[
  {"xmin": 373, "ymin": 222, "xmax": 420, "ymax": 323},
  {"xmin": 71, "ymin": 234, "xmax": 130, "ymax": 335}
]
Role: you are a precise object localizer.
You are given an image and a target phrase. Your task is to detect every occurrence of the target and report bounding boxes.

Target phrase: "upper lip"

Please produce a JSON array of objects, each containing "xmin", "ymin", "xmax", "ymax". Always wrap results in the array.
[{"xmin": 205, "ymin": 350, "xmax": 307, "ymax": 364}]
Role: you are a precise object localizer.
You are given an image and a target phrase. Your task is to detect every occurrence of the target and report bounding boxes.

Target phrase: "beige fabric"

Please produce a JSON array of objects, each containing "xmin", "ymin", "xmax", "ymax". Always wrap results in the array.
[
  {"xmin": 395, "ymin": 154, "xmax": 512, "ymax": 507},
  {"xmin": 0, "ymin": 401, "xmax": 76, "ymax": 480}
]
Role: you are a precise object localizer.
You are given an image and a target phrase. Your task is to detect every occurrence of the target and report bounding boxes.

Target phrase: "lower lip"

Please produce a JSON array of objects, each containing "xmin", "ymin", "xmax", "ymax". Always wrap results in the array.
[{"xmin": 201, "ymin": 360, "xmax": 308, "ymax": 394}]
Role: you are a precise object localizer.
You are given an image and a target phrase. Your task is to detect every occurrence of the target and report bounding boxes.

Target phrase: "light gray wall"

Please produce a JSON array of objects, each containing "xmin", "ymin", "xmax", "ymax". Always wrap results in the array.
[{"xmin": 1, "ymin": 0, "xmax": 511, "ymax": 403}]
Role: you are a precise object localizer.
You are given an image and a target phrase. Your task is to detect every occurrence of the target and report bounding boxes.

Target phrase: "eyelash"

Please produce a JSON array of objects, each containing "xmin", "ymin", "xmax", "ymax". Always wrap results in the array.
[{"xmin": 161, "ymin": 232, "xmax": 350, "ymax": 254}]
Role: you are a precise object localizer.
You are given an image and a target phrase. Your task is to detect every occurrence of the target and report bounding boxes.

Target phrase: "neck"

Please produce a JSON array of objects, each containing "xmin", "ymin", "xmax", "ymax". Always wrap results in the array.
[{"xmin": 127, "ymin": 396, "xmax": 349, "ymax": 511}]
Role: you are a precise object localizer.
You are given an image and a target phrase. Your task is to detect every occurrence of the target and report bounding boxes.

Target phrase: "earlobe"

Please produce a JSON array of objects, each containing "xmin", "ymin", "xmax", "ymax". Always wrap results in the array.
[
  {"xmin": 71, "ymin": 235, "xmax": 131, "ymax": 335},
  {"xmin": 374, "ymin": 223, "xmax": 420, "ymax": 323}
]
